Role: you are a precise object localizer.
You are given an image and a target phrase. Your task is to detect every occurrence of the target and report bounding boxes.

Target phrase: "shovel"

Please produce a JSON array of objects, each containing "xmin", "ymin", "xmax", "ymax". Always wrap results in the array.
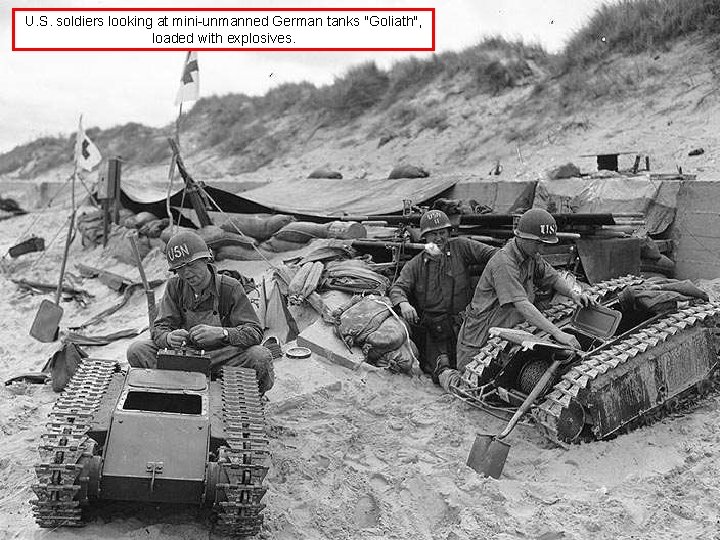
[
  {"xmin": 466, "ymin": 355, "xmax": 565, "ymax": 479},
  {"xmin": 29, "ymin": 210, "xmax": 76, "ymax": 342},
  {"xmin": 128, "ymin": 232, "xmax": 157, "ymax": 328}
]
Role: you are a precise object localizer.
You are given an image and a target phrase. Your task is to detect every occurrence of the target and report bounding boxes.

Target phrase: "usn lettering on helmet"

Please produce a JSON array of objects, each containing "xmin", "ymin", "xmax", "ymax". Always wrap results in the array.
[
  {"xmin": 540, "ymin": 224, "xmax": 557, "ymax": 235},
  {"xmin": 168, "ymin": 243, "xmax": 190, "ymax": 261}
]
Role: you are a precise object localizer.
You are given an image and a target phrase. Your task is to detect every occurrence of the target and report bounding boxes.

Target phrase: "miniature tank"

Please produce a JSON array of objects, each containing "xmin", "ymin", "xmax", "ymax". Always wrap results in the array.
[
  {"xmin": 457, "ymin": 275, "xmax": 720, "ymax": 445},
  {"xmin": 31, "ymin": 347, "xmax": 269, "ymax": 537}
]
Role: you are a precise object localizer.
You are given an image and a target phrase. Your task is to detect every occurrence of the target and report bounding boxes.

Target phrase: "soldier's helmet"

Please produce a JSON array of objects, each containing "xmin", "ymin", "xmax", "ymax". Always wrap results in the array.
[
  {"xmin": 514, "ymin": 208, "xmax": 559, "ymax": 244},
  {"xmin": 165, "ymin": 231, "xmax": 212, "ymax": 270},
  {"xmin": 419, "ymin": 210, "xmax": 452, "ymax": 237}
]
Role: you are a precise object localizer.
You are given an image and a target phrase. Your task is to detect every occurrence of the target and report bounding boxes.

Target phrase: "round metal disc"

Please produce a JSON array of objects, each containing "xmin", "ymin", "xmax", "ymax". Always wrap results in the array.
[{"xmin": 285, "ymin": 346, "xmax": 311, "ymax": 359}]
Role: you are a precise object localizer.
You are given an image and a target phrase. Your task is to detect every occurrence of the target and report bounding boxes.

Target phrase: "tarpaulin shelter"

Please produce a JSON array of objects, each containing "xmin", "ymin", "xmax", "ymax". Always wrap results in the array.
[{"xmin": 119, "ymin": 174, "xmax": 461, "ymax": 220}]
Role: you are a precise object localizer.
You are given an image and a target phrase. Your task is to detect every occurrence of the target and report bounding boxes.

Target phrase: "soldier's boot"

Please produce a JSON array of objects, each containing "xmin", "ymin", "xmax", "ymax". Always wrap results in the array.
[
  {"xmin": 432, "ymin": 353, "xmax": 452, "ymax": 384},
  {"xmin": 438, "ymin": 368, "xmax": 462, "ymax": 394}
]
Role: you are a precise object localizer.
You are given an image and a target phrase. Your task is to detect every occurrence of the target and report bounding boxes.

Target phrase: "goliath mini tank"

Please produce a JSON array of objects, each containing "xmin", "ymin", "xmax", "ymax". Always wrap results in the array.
[
  {"xmin": 457, "ymin": 275, "xmax": 720, "ymax": 445},
  {"xmin": 31, "ymin": 347, "xmax": 269, "ymax": 537}
]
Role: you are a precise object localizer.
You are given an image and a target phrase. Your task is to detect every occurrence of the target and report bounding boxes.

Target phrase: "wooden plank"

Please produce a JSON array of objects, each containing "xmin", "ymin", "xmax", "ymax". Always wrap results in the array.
[{"xmin": 297, "ymin": 320, "xmax": 365, "ymax": 371}]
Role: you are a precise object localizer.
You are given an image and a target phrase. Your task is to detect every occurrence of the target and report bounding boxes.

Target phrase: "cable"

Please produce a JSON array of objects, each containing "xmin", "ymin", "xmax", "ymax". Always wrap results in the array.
[{"xmin": 194, "ymin": 184, "xmax": 280, "ymax": 271}]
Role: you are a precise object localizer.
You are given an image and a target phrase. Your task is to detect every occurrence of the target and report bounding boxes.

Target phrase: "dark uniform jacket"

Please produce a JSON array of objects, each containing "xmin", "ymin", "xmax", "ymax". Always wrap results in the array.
[
  {"xmin": 152, "ymin": 266, "xmax": 262, "ymax": 349},
  {"xmin": 389, "ymin": 237, "xmax": 498, "ymax": 318}
]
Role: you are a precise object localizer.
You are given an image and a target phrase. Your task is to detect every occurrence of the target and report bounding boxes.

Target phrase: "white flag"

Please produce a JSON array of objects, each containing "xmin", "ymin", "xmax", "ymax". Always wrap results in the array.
[
  {"xmin": 175, "ymin": 51, "xmax": 199, "ymax": 105},
  {"xmin": 74, "ymin": 116, "xmax": 101, "ymax": 171}
]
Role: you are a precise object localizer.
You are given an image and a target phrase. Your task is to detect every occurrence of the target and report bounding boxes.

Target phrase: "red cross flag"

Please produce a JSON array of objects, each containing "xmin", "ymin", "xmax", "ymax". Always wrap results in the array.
[
  {"xmin": 175, "ymin": 51, "xmax": 199, "ymax": 105},
  {"xmin": 74, "ymin": 116, "xmax": 102, "ymax": 171}
]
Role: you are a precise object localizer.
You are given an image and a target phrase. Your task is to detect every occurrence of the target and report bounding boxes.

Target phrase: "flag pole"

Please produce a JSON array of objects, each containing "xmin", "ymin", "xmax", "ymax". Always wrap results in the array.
[{"xmin": 166, "ymin": 51, "xmax": 193, "ymax": 236}]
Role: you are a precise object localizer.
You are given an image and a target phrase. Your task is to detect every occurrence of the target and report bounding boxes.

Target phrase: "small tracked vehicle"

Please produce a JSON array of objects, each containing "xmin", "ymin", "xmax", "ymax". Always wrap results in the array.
[
  {"xmin": 458, "ymin": 276, "xmax": 720, "ymax": 445},
  {"xmin": 31, "ymin": 348, "xmax": 269, "ymax": 537}
]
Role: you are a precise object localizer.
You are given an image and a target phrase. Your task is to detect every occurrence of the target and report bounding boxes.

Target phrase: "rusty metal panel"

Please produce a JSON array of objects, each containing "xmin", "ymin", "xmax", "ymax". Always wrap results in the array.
[
  {"xmin": 658, "ymin": 327, "xmax": 714, "ymax": 395},
  {"xmin": 591, "ymin": 360, "xmax": 658, "ymax": 436}
]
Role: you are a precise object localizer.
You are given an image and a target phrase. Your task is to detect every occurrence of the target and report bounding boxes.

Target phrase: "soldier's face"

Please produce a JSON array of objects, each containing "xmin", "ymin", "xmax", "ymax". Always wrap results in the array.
[
  {"xmin": 517, "ymin": 237, "xmax": 544, "ymax": 257},
  {"xmin": 176, "ymin": 259, "xmax": 211, "ymax": 291},
  {"xmin": 424, "ymin": 228, "xmax": 450, "ymax": 249}
]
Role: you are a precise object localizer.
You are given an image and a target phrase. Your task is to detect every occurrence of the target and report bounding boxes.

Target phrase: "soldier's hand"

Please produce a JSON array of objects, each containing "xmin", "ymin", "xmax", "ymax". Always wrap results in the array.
[
  {"xmin": 554, "ymin": 330, "xmax": 582, "ymax": 350},
  {"xmin": 571, "ymin": 290, "xmax": 598, "ymax": 307},
  {"xmin": 189, "ymin": 324, "xmax": 224, "ymax": 347},
  {"xmin": 399, "ymin": 302, "xmax": 418, "ymax": 324},
  {"xmin": 167, "ymin": 329, "xmax": 190, "ymax": 348}
]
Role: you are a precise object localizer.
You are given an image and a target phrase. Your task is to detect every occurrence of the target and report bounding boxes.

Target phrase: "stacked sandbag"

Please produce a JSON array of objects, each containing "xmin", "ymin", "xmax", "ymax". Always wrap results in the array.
[
  {"xmin": 105, "ymin": 224, "xmax": 152, "ymax": 264},
  {"xmin": 139, "ymin": 218, "xmax": 170, "ymax": 238},
  {"xmin": 160, "ymin": 224, "xmax": 264, "ymax": 261},
  {"xmin": 220, "ymin": 213, "xmax": 296, "ymax": 242},
  {"xmin": 76, "ymin": 207, "xmax": 134, "ymax": 247},
  {"xmin": 333, "ymin": 295, "xmax": 416, "ymax": 374},
  {"xmin": 287, "ymin": 261, "xmax": 324, "ymax": 305},
  {"xmin": 259, "ymin": 221, "xmax": 367, "ymax": 252},
  {"xmin": 261, "ymin": 221, "xmax": 326, "ymax": 252},
  {"xmin": 123, "ymin": 211, "xmax": 160, "ymax": 229}
]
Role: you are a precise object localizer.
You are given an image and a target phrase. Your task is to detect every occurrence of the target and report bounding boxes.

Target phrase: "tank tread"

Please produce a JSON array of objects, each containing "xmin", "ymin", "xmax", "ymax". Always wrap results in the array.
[
  {"xmin": 461, "ymin": 275, "xmax": 645, "ymax": 388},
  {"xmin": 31, "ymin": 359, "xmax": 118, "ymax": 528},
  {"xmin": 215, "ymin": 366, "xmax": 269, "ymax": 537},
  {"xmin": 534, "ymin": 302, "xmax": 720, "ymax": 444}
]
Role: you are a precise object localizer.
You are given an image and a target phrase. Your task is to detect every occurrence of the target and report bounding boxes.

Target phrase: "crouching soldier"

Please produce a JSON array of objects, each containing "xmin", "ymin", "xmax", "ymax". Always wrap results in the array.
[
  {"xmin": 127, "ymin": 231, "xmax": 274, "ymax": 394},
  {"xmin": 437, "ymin": 208, "xmax": 595, "ymax": 392},
  {"xmin": 389, "ymin": 210, "xmax": 497, "ymax": 382}
]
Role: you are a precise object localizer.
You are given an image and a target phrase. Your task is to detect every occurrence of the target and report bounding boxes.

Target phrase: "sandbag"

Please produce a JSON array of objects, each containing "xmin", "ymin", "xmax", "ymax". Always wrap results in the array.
[
  {"xmin": 273, "ymin": 222, "xmax": 328, "ymax": 243},
  {"xmin": 338, "ymin": 295, "xmax": 393, "ymax": 348},
  {"xmin": 214, "ymin": 244, "xmax": 265, "ymax": 261},
  {"xmin": 220, "ymin": 214, "xmax": 296, "ymax": 242},
  {"xmin": 372, "ymin": 340, "xmax": 417, "ymax": 374},
  {"xmin": 325, "ymin": 221, "xmax": 366, "ymax": 240},
  {"xmin": 197, "ymin": 225, "xmax": 257, "ymax": 249},
  {"xmin": 308, "ymin": 168, "xmax": 342, "ymax": 179},
  {"xmin": 139, "ymin": 218, "xmax": 170, "ymax": 238},
  {"xmin": 106, "ymin": 225, "xmax": 151, "ymax": 265},
  {"xmin": 334, "ymin": 295, "xmax": 416, "ymax": 375},
  {"xmin": 160, "ymin": 225, "xmax": 196, "ymax": 244},
  {"xmin": 388, "ymin": 164, "xmax": 429, "ymax": 179},
  {"xmin": 124, "ymin": 211, "xmax": 160, "ymax": 229},
  {"xmin": 362, "ymin": 315, "xmax": 408, "ymax": 355},
  {"xmin": 260, "ymin": 237, "xmax": 310, "ymax": 253}
]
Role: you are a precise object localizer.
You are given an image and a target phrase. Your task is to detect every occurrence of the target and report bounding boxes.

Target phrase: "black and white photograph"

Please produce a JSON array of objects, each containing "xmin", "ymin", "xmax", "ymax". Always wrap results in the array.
[{"xmin": 2, "ymin": 0, "xmax": 720, "ymax": 538}]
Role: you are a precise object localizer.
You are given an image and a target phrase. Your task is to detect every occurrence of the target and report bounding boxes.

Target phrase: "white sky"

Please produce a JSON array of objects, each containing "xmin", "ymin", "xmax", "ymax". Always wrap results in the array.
[{"xmin": 1, "ymin": 0, "xmax": 608, "ymax": 153}]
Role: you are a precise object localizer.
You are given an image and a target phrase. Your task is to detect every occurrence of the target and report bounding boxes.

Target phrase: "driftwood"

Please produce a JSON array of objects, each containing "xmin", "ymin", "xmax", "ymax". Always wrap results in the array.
[
  {"xmin": 70, "ymin": 279, "xmax": 164, "ymax": 330},
  {"xmin": 12, "ymin": 278, "xmax": 92, "ymax": 304}
]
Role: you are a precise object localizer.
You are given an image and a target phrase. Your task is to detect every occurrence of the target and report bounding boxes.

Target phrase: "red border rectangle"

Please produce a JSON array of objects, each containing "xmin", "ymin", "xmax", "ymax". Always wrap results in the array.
[{"xmin": 12, "ymin": 7, "xmax": 435, "ymax": 51}]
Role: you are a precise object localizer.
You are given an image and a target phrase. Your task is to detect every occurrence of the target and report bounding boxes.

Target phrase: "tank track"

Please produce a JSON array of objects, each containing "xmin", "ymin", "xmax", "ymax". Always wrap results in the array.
[
  {"xmin": 461, "ymin": 275, "xmax": 644, "ymax": 388},
  {"xmin": 31, "ymin": 359, "xmax": 118, "ymax": 527},
  {"xmin": 534, "ymin": 301, "xmax": 720, "ymax": 444},
  {"xmin": 215, "ymin": 366, "xmax": 270, "ymax": 537}
]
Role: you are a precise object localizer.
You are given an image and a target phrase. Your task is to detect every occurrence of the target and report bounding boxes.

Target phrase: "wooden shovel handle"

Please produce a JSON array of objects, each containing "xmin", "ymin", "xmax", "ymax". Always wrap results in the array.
[
  {"xmin": 497, "ymin": 358, "xmax": 563, "ymax": 440},
  {"xmin": 128, "ymin": 232, "xmax": 150, "ymax": 290}
]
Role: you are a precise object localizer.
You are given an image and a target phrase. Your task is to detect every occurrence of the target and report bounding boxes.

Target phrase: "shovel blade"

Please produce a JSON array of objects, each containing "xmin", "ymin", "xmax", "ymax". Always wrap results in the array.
[
  {"xmin": 466, "ymin": 433, "xmax": 511, "ymax": 479},
  {"xmin": 30, "ymin": 299, "xmax": 63, "ymax": 343}
]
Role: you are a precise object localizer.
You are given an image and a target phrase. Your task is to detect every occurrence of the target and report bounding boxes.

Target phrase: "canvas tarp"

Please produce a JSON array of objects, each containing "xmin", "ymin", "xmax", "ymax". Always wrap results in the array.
[
  {"xmin": 119, "ymin": 174, "xmax": 459, "ymax": 218},
  {"xmin": 533, "ymin": 176, "xmax": 681, "ymax": 234},
  {"xmin": 237, "ymin": 175, "xmax": 461, "ymax": 217}
]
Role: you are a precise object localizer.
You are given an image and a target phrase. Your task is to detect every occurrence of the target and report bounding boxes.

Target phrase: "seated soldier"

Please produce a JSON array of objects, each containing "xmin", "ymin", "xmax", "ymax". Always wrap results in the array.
[
  {"xmin": 438, "ymin": 208, "xmax": 595, "ymax": 391},
  {"xmin": 127, "ymin": 230, "xmax": 274, "ymax": 394},
  {"xmin": 389, "ymin": 209, "xmax": 497, "ymax": 381}
]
